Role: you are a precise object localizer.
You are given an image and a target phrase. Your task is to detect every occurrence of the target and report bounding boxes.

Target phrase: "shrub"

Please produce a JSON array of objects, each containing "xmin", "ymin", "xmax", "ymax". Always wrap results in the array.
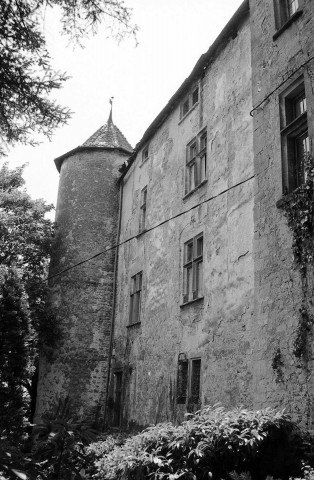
[{"xmin": 94, "ymin": 405, "xmax": 313, "ymax": 480}]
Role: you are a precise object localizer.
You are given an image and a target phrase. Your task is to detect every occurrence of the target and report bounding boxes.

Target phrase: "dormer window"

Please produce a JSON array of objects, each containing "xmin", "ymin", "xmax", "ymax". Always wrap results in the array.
[{"xmin": 180, "ymin": 85, "xmax": 199, "ymax": 120}]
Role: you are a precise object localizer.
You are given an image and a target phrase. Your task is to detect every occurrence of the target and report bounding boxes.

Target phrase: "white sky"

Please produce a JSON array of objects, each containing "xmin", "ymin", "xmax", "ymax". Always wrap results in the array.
[{"xmin": 6, "ymin": 0, "xmax": 244, "ymax": 211}]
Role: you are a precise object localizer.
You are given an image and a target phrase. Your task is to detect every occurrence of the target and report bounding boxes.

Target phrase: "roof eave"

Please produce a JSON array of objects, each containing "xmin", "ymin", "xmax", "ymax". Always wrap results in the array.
[
  {"xmin": 54, "ymin": 145, "xmax": 132, "ymax": 172},
  {"xmin": 119, "ymin": 0, "xmax": 249, "ymax": 180}
]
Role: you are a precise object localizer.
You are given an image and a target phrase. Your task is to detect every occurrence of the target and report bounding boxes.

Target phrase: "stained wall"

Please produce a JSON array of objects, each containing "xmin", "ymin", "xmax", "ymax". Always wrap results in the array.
[
  {"xmin": 249, "ymin": 0, "xmax": 314, "ymax": 427},
  {"xmin": 110, "ymin": 13, "xmax": 255, "ymax": 426},
  {"xmin": 35, "ymin": 149, "xmax": 128, "ymax": 424}
]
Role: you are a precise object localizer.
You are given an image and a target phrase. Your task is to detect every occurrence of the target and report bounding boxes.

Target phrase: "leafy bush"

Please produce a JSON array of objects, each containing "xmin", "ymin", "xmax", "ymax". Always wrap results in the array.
[{"xmin": 94, "ymin": 405, "xmax": 313, "ymax": 480}]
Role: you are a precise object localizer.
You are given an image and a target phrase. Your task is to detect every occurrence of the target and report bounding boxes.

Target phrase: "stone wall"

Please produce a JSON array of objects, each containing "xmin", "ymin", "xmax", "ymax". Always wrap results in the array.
[
  {"xmin": 110, "ymin": 14, "xmax": 254, "ymax": 426},
  {"xmin": 35, "ymin": 149, "xmax": 128, "ymax": 425},
  {"xmin": 250, "ymin": 0, "xmax": 314, "ymax": 426}
]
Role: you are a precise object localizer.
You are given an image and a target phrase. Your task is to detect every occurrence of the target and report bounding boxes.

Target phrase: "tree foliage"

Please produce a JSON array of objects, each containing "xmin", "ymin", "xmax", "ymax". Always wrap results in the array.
[
  {"xmin": 0, "ymin": 163, "xmax": 54, "ymax": 441},
  {"xmin": 0, "ymin": 0, "xmax": 138, "ymax": 155}
]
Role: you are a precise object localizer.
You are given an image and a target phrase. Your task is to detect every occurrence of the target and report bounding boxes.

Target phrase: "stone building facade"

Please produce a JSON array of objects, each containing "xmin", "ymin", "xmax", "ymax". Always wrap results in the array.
[{"xmin": 36, "ymin": 0, "xmax": 314, "ymax": 428}]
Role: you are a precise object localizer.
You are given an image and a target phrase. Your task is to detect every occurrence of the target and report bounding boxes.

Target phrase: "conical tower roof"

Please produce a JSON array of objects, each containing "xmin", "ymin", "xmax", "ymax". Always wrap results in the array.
[
  {"xmin": 82, "ymin": 112, "xmax": 132, "ymax": 153},
  {"xmin": 54, "ymin": 107, "xmax": 133, "ymax": 172}
]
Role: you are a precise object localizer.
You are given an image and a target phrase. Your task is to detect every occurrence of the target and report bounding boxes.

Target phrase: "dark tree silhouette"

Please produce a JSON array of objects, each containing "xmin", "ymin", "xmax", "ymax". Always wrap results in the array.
[{"xmin": 0, "ymin": 0, "xmax": 137, "ymax": 155}]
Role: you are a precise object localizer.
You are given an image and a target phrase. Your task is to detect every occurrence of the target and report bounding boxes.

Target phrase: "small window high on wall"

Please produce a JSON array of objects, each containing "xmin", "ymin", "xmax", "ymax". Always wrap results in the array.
[
  {"xmin": 129, "ymin": 272, "xmax": 142, "ymax": 325},
  {"xmin": 274, "ymin": 0, "xmax": 301, "ymax": 29},
  {"xmin": 139, "ymin": 186, "xmax": 147, "ymax": 233},
  {"xmin": 180, "ymin": 86, "xmax": 199, "ymax": 119}
]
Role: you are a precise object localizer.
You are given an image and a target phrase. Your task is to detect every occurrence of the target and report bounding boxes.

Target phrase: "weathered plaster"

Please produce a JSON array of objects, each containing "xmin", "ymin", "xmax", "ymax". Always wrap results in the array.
[
  {"xmin": 110, "ymin": 16, "xmax": 254, "ymax": 426},
  {"xmin": 35, "ymin": 149, "xmax": 128, "ymax": 424},
  {"xmin": 250, "ymin": 0, "xmax": 314, "ymax": 427}
]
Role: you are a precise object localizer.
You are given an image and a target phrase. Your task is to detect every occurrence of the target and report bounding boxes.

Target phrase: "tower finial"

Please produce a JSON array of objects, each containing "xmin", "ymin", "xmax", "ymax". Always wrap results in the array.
[{"xmin": 108, "ymin": 97, "xmax": 114, "ymax": 123}]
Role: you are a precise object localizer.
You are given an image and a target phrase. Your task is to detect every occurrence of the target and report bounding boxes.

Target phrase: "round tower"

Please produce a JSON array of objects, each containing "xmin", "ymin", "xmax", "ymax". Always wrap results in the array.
[{"xmin": 35, "ymin": 109, "xmax": 132, "ymax": 425}]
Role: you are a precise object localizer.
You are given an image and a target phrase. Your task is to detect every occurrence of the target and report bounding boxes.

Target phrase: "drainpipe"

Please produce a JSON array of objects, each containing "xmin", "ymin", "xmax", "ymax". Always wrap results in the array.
[{"xmin": 102, "ymin": 174, "xmax": 124, "ymax": 429}]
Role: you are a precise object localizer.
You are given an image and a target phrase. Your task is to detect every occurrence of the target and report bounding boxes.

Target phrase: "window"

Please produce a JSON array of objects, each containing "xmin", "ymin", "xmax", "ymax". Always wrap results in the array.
[
  {"xmin": 177, "ymin": 357, "xmax": 188, "ymax": 404},
  {"xmin": 139, "ymin": 186, "xmax": 147, "ymax": 233},
  {"xmin": 189, "ymin": 359, "xmax": 201, "ymax": 404},
  {"xmin": 274, "ymin": 0, "xmax": 300, "ymax": 29},
  {"xmin": 129, "ymin": 272, "xmax": 142, "ymax": 324},
  {"xmin": 177, "ymin": 356, "xmax": 201, "ymax": 405},
  {"xmin": 280, "ymin": 79, "xmax": 309, "ymax": 193},
  {"xmin": 185, "ymin": 129, "xmax": 207, "ymax": 194},
  {"xmin": 180, "ymin": 86, "xmax": 199, "ymax": 119},
  {"xmin": 142, "ymin": 145, "xmax": 149, "ymax": 164},
  {"xmin": 183, "ymin": 233, "xmax": 203, "ymax": 303}
]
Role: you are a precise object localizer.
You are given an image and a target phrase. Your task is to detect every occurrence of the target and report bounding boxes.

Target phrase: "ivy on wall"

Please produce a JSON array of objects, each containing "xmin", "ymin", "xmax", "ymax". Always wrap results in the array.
[{"xmin": 281, "ymin": 153, "xmax": 314, "ymax": 361}]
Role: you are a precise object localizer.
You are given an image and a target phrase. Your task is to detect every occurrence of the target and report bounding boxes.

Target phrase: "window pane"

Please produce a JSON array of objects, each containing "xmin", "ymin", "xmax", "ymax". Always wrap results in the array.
[
  {"xmin": 132, "ymin": 292, "xmax": 140, "ymax": 323},
  {"xmin": 200, "ymin": 133, "xmax": 207, "ymax": 151},
  {"xmin": 188, "ymin": 267, "xmax": 193, "ymax": 301},
  {"xmin": 129, "ymin": 295, "xmax": 134, "ymax": 323},
  {"xmin": 190, "ymin": 143, "xmax": 197, "ymax": 160},
  {"xmin": 194, "ymin": 156, "xmax": 200, "ymax": 187},
  {"xmin": 192, "ymin": 88, "xmax": 199, "ymax": 105},
  {"xmin": 177, "ymin": 361, "xmax": 188, "ymax": 404},
  {"xmin": 200, "ymin": 153, "xmax": 206, "ymax": 182},
  {"xmin": 295, "ymin": 131, "xmax": 309, "ymax": 186},
  {"xmin": 183, "ymin": 266, "xmax": 193, "ymax": 301},
  {"xmin": 293, "ymin": 91, "xmax": 306, "ymax": 118},
  {"xmin": 185, "ymin": 241, "xmax": 193, "ymax": 263},
  {"xmin": 195, "ymin": 261, "xmax": 203, "ymax": 297},
  {"xmin": 189, "ymin": 164, "xmax": 196, "ymax": 191},
  {"xmin": 137, "ymin": 272, "xmax": 142, "ymax": 291},
  {"xmin": 130, "ymin": 276, "xmax": 136, "ymax": 294},
  {"xmin": 190, "ymin": 359, "xmax": 201, "ymax": 403},
  {"xmin": 195, "ymin": 236, "xmax": 203, "ymax": 258},
  {"xmin": 288, "ymin": 0, "xmax": 298, "ymax": 16},
  {"xmin": 182, "ymin": 99, "xmax": 189, "ymax": 116},
  {"xmin": 142, "ymin": 147, "xmax": 149, "ymax": 162}
]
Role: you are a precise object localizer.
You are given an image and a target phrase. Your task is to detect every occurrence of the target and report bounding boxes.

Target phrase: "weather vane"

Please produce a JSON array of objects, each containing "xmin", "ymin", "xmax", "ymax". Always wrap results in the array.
[
  {"xmin": 108, "ymin": 97, "xmax": 114, "ymax": 122},
  {"xmin": 109, "ymin": 97, "xmax": 114, "ymax": 122}
]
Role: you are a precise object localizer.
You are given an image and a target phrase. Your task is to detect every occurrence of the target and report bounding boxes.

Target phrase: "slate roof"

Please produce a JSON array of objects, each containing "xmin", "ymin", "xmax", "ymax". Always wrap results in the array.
[
  {"xmin": 82, "ymin": 114, "xmax": 133, "ymax": 153},
  {"xmin": 54, "ymin": 112, "xmax": 133, "ymax": 172}
]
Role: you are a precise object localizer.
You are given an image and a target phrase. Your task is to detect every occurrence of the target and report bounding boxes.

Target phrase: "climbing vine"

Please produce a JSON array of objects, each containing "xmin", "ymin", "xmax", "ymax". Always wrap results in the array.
[{"xmin": 281, "ymin": 153, "xmax": 314, "ymax": 360}]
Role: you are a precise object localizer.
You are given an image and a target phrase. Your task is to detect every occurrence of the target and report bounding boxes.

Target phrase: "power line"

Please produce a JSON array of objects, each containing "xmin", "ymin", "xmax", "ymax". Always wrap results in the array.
[
  {"xmin": 250, "ymin": 54, "xmax": 314, "ymax": 117},
  {"xmin": 44, "ymin": 173, "xmax": 255, "ymax": 284},
  {"xmin": 29, "ymin": 57, "xmax": 314, "ymax": 288}
]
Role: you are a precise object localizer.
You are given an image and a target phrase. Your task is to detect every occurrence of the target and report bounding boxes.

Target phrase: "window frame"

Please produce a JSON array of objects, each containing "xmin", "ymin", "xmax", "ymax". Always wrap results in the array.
[
  {"xmin": 185, "ymin": 129, "xmax": 207, "ymax": 196},
  {"xmin": 183, "ymin": 233, "xmax": 204, "ymax": 304},
  {"xmin": 129, "ymin": 271, "xmax": 143, "ymax": 325},
  {"xmin": 280, "ymin": 77, "xmax": 309, "ymax": 194},
  {"xmin": 176, "ymin": 356, "xmax": 201, "ymax": 406},
  {"xmin": 189, "ymin": 358, "xmax": 201, "ymax": 405},
  {"xmin": 142, "ymin": 145, "xmax": 149, "ymax": 164},
  {"xmin": 139, "ymin": 186, "xmax": 147, "ymax": 233},
  {"xmin": 273, "ymin": 0, "xmax": 303, "ymax": 38}
]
